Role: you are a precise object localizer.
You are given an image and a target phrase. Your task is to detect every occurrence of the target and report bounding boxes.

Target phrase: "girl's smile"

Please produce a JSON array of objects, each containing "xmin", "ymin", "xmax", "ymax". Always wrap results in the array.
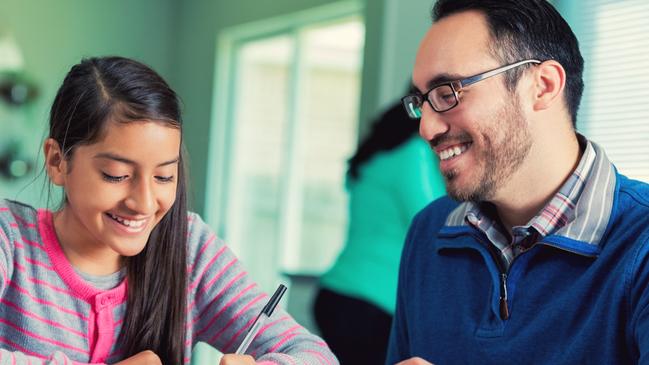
[
  {"xmin": 46, "ymin": 120, "xmax": 180, "ymax": 275},
  {"xmin": 104, "ymin": 212, "xmax": 150, "ymax": 234}
]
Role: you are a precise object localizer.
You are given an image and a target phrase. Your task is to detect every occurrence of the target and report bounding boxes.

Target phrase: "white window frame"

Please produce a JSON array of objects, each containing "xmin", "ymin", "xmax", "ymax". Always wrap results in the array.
[{"xmin": 204, "ymin": 1, "xmax": 364, "ymax": 272}]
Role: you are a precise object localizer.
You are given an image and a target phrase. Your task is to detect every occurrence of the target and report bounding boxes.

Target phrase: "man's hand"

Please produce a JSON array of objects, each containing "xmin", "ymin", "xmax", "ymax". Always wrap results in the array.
[
  {"xmin": 219, "ymin": 354, "xmax": 256, "ymax": 365},
  {"xmin": 395, "ymin": 357, "xmax": 434, "ymax": 365},
  {"xmin": 113, "ymin": 350, "xmax": 161, "ymax": 365}
]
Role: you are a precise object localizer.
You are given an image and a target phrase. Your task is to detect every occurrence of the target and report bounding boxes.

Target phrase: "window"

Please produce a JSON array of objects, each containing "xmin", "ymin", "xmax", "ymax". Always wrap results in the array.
[
  {"xmin": 206, "ymin": 10, "xmax": 365, "ymax": 293},
  {"xmin": 561, "ymin": 0, "xmax": 649, "ymax": 182},
  {"xmin": 196, "ymin": 9, "xmax": 364, "ymax": 363}
]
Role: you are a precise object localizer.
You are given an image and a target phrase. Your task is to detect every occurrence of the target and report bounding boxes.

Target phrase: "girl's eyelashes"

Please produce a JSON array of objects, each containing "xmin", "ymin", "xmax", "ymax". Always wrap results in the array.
[
  {"xmin": 102, "ymin": 172, "xmax": 128, "ymax": 183},
  {"xmin": 101, "ymin": 172, "xmax": 175, "ymax": 183},
  {"xmin": 155, "ymin": 176, "xmax": 175, "ymax": 183}
]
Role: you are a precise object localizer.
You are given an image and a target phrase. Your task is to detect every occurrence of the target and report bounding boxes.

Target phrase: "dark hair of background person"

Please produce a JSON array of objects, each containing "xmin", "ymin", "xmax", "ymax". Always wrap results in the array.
[
  {"xmin": 48, "ymin": 56, "xmax": 188, "ymax": 365},
  {"xmin": 433, "ymin": 0, "xmax": 584, "ymax": 127},
  {"xmin": 348, "ymin": 100, "xmax": 420, "ymax": 180}
]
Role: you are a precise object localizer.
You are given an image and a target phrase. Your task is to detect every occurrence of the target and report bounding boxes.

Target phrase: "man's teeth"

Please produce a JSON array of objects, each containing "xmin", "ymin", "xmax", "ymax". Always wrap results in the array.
[
  {"xmin": 108, "ymin": 213, "xmax": 145, "ymax": 228},
  {"xmin": 439, "ymin": 144, "xmax": 469, "ymax": 161}
]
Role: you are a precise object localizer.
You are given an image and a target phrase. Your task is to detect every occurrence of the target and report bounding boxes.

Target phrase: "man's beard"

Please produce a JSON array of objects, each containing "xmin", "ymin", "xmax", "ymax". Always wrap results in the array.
[{"xmin": 443, "ymin": 97, "xmax": 532, "ymax": 202}]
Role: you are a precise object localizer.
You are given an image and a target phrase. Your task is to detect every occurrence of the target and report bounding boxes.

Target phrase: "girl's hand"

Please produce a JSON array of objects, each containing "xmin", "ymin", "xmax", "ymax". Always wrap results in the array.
[
  {"xmin": 219, "ymin": 354, "xmax": 256, "ymax": 365},
  {"xmin": 113, "ymin": 350, "xmax": 162, "ymax": 365}
]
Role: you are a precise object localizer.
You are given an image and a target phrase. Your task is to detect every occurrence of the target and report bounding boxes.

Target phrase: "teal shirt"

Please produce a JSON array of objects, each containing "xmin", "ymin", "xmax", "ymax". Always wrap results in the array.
[{"xmin": 320, "ymin": 136, "xmax": 445, "ymax": 314}]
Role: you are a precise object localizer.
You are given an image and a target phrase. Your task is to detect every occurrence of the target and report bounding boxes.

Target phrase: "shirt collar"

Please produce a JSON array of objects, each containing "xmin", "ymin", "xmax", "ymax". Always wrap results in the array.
[{"xmin": 445, "ymin": 134, "xmax": 616, "ymax": 248}]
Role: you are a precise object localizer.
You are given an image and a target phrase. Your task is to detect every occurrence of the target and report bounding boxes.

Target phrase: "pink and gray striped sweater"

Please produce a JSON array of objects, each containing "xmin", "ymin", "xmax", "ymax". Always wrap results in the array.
[{"xmin": 0, "ymin": 199, "xmax": 338, "ymax": 365}]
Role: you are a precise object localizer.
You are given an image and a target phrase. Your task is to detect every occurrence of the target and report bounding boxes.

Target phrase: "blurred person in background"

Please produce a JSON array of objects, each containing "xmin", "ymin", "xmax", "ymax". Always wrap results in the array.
[{"xmin": 312, "ymin": 98, "xmax": 445, "ymax": 365}]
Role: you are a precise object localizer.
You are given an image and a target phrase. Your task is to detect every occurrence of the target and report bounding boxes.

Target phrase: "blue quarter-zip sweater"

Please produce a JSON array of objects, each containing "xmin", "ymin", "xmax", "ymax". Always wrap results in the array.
[{"xmin": 386, "ymin": 146, "xmax": 649, "ymax": 364}]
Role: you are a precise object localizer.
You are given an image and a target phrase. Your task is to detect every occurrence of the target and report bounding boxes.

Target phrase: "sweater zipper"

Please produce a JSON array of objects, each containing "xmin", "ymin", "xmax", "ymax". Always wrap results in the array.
[
  {"xmin": 499, "ymin": 272, "xmax": 509, "ymax": 320},
  {"xmin": 474, "ymin": 233, "xmax": 510, "ymax": 320}
]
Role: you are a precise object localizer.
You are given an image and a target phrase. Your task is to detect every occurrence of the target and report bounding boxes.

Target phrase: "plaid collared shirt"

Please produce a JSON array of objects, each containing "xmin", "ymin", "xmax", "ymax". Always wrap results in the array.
[{"xmin": 464, "ymin": 138, "xmax": 597, "ymax": 270}]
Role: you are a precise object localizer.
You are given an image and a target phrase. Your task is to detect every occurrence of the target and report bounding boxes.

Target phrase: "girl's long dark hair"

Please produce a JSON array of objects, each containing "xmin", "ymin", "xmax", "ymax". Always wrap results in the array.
[
  {"xmin": 48, "ymin": 56, "xmax": 187, "ymax": 365},
  {"xmin": 347, "ymin": 100, "xmax": 420, "ymax": 180}
]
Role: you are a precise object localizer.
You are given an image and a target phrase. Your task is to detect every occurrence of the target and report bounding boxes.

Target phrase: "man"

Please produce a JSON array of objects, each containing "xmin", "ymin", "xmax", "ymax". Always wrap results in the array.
[{"xmin": 386, "ymin": 1, "xmax": 649, "ymax": 364}]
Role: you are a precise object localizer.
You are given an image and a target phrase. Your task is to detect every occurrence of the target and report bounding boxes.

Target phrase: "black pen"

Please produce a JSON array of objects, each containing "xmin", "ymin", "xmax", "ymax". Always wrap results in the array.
[{"xmin": 235, "ymin": 283, "xmax": 287, "ymax": 354}]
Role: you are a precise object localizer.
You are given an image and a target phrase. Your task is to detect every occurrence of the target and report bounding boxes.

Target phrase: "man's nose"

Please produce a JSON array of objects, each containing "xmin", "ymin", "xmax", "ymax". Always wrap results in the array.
[{"xmin": 419, "ymin": 103, "xmax": 450, "ymax": 142}]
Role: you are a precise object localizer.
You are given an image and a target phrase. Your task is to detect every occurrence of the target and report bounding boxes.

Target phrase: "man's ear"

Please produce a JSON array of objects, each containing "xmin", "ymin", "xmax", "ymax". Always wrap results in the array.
[
  {"xmin": 43, "ymin": 138, "xmax": 67, "ymax": 186},
  {"xmin": 531, "ymin": 60, "xmax": 566, "ymax": 112}
]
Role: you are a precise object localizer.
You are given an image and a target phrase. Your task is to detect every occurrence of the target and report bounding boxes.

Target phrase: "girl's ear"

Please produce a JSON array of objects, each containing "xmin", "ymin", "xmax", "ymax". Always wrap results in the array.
[{"xmin": 43, "ymin": 138, "xmax": 67, "ymax": 186}]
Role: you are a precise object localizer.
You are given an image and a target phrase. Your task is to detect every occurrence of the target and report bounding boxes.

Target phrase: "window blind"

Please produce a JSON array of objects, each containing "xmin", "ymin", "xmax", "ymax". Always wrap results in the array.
[{"xmin": 570, "ymin": 0, "xmax": 649, "ymax": 182}]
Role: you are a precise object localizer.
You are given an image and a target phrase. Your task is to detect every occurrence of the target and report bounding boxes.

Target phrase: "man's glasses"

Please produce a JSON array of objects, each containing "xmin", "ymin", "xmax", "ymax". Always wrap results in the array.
[{"xmin": 402, "ymin": 59, "xmax": 541, "ymax": 118}]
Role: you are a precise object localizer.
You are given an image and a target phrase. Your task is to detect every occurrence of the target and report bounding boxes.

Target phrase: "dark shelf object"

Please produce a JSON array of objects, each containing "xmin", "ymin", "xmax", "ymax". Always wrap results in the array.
[
  {"xmin": 0, "ymin": 148, "xmax": 33, "ymax": 180},
  {"xmin": 0, "ymin": 73, "xmax": 38, "ymax": 106}
]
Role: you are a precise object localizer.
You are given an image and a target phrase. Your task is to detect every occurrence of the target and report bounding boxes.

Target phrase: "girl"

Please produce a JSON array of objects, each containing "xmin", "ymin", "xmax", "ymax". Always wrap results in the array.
[{"xmin": 0, "ymin": 56, "xmax": 337, "ymax": 365}]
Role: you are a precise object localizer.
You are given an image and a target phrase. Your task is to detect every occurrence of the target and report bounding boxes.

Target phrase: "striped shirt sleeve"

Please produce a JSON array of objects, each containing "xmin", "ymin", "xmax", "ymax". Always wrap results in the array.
[
  {"xmin": 186, "ymin": 213, "xmax": 338, "ymax": 365},
  {"xmin": 0, "ymin": 203, "xmax": 15, "ymax": 298},
  {"xmin": 0, "ymin": 349, "xmax": 106, "ymax": 365}
]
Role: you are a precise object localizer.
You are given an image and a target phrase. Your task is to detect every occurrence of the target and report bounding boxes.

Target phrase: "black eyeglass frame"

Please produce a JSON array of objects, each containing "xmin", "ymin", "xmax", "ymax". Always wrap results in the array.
[{"xmin": 402, "ymin": 59, "xmax": 542, "ymax": 118}]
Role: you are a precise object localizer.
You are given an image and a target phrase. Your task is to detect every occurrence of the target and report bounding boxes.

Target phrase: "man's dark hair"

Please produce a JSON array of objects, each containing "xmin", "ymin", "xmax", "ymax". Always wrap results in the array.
[{"xmin": 433, "ymin": 0, "xmax": 584, "ymax": 127}]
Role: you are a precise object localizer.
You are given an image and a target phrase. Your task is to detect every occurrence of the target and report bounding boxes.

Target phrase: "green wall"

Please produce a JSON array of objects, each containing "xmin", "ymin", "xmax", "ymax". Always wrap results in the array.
[
  {"xmin": 358, "ymin": 0, "xmax": 434, "ymax": 139},
  {"xmin": 0, "ymin": 0, "xmax": 178, "ymax": 205}
]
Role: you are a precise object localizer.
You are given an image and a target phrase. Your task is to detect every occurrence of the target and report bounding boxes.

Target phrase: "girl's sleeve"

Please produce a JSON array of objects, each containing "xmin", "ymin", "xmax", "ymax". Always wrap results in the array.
[
  {"xmin": 0, "ymin": 204, "xmax": 14, "ymax": 300},
  {"xmin": 0, "ymin": 350, "xmax": 105, "ymax": 365},
  {"xmin": 186, "ymin": 213, "xmax": 339, "ymax": 365}
]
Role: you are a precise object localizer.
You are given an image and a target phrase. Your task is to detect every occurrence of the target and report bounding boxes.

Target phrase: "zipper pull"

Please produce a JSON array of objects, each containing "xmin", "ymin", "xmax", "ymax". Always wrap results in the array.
[{"xmin": 499, "ymin": 273, "xmax": 510, "ymax": 320}]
